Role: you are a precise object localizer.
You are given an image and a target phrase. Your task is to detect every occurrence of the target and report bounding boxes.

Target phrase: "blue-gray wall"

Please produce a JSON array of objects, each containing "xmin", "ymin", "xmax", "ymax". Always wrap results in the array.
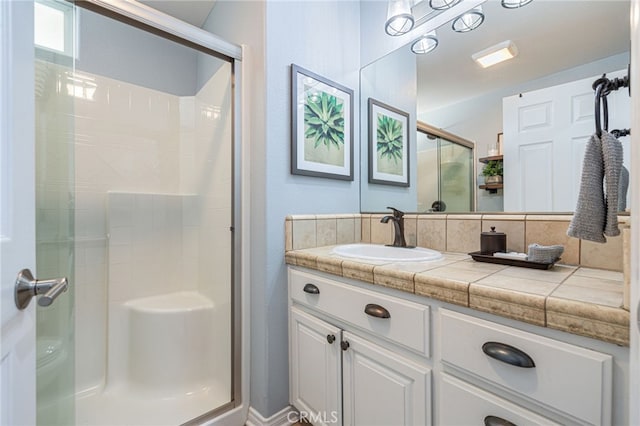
[{"xmin": 204, "ymin": 0, "xmax": 361, "ymax": 418}]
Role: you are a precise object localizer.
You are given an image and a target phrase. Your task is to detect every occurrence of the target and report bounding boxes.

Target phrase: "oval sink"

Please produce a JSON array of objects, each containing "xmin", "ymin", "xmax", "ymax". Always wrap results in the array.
[{"xmin": 332, "ymin": 244, "xmax": 442, "ymax": 262}]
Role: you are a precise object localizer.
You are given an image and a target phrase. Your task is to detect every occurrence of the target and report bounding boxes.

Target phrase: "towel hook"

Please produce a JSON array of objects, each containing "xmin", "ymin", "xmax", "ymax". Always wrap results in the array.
[
  {"xmin": 611, "ymin": 128, "xmax": 631, "ymax": 138},
  {"xmin": 592, "ymin": 70, "xmax": 631, "ymax": 138},
  {"xmin": 594, "ymin": 80, "xmax": 608, "ymax": 138}
]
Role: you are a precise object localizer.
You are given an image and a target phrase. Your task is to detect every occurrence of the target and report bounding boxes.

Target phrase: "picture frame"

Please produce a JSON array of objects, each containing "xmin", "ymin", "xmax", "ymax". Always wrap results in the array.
[
  {"xmin": 497, "ymin": 132, "xmax": 504, "ymax": 155},
  {"xmin": 368, "ymin": 98, "xmax": 410, "ymax": 187},
  {"xmin": 291, "ymin": 64, "xmax": 354, "ymax": 181}
]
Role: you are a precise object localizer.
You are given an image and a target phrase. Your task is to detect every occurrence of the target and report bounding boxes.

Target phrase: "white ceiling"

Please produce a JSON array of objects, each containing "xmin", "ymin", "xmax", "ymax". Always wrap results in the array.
[
  {"xmin": 139, "ymin": 0, "xmax": 216, "ymax": 27},
  {"xmin": 417, "ymin": 0, "xmax": 630, "ymax": 113}
]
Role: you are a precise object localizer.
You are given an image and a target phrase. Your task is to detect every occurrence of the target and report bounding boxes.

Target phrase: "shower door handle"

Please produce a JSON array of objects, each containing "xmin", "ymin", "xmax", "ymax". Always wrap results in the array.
[{"xmin": 14, "ymin": 268, "xmax": 69, "ymax": 310}]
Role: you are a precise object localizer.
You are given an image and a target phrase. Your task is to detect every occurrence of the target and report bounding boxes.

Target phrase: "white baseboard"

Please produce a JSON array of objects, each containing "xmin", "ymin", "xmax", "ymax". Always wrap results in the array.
[{"xmin": 245, "ymin": 405, "xmax": 296, "ymax": 426}]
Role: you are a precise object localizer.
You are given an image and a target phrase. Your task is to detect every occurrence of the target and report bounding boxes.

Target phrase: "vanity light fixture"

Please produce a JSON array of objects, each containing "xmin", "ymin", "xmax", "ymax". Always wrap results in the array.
[
  {"xmin": 385, "ymin": 0, "xmax": 415, "ymax": 36},
  {"xmin": 501, "ymin": 0, "xmax": 533, "ymax": 9},
  {"xmin": 429, "ymin": 0, "xmax": 461, "ymax": 11},
  {"xmin": 472, "ymin": 40, "xmax": 518, "ymax": 68},
  {"xmin": 411, "ymin": 30, "xmax": 438, "ymax": 54},
  {"xmin": 451, "ymin": 5, "xmax": 485, "ymax": 33}
]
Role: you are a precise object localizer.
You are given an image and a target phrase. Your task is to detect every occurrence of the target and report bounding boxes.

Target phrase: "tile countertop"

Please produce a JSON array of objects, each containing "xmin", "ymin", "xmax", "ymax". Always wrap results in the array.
[{"xmin": 285, "ymin": 246, "xmax": 629, "ymax": 347}]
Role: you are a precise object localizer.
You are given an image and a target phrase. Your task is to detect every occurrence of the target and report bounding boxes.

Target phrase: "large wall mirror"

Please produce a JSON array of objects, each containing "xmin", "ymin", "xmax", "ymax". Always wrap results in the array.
[{"xmin": 360, "ymin": 0, "xmax": 631, "ymax": 214}]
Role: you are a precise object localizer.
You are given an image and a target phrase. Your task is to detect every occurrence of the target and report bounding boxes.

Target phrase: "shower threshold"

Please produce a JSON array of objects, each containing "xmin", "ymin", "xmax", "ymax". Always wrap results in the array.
[{"xmin": 76, "ymin": 383, "xmax": 229, "ymax": 426}]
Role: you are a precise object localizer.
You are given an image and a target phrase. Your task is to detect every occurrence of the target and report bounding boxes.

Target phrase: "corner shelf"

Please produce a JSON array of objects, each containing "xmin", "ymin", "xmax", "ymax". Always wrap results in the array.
[
  {"xmin": 479, "ymin": 155, "xmax": 504, "ymax": 193},
  {"xmin": 479, "ymin": 183, "xmax": 503, "ymax": 194},
  {"xmin": 479, "ymin": 183, "xmax": 503, "ymax": 190},
  {"xmin": 478, "ymin": 155, "xmax": 503, "ymax": 163}
]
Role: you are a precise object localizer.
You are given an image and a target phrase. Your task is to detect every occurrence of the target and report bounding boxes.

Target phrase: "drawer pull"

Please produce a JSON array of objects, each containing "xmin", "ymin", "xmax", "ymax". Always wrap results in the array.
[
  {"xmin": 303, "ymin": 283, "xmax": 320, "ymax": 295},
  {"xmin": 484, "ymin": 415, "xmax": 517, "ymax": 426},
  {"xmin": 341, "ymin": 340, "xmax": 350, "ymax": 351},
  {"xmin": 326, "ymin": 334, "xmax": 336, "ymax": 344},
  {"xmin": 364, "ymin": 303, "xmax": 391, "ymax": 319},
  {"xmin": 482, "ymin": 342, "xmax": 535, "ymax": 368}
]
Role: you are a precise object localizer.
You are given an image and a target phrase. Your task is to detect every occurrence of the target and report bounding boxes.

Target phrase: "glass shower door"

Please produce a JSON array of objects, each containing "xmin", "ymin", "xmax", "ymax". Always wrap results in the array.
[
  {"xmin": 438, "ymin": 139, "xmax": 474, "ymax": 212},
  {"xmin": 34, "ymin": 0, "xmax": 77, "ymax": 424},
  {"xmin": 34, "ymin": 2, "xmax": 237, "ymax": 425},
  {"xmin": 416, "ymin": 131, "xmax": 439, "ymax": 212},
  {"xmin": 417, "ymin": 124, "xmax": 474, "ymax": 213}
]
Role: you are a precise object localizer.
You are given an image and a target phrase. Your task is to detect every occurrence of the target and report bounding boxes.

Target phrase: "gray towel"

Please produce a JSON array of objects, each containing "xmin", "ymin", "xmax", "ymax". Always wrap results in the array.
[
  {"xmin": 618, "ymin": 165, "xmax": 629, "ymax": 212},
  {"xmin": 528, "ymin": 243, "xmax": 564, "ymax": 263},
  {"xmin": 567, "ymin": 131, "xmax": 623, "ymax": 242},
  {"xmin": 602, "ymin": 131, "xmax": 623, "ymax": 237},
  {"xmin": 567, "ymin": 133, "xmax": 605, "ymax": 242}
]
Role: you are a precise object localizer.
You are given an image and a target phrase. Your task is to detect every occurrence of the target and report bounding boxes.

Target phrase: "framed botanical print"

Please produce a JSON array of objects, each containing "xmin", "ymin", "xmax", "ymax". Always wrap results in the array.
[
  {"xmin": 291, "ymin": 64, "xmax": 354, "ymax": 180},
  {"xmin": 368, "ymin": 98, "xmax": 410, "ymax": 186}
]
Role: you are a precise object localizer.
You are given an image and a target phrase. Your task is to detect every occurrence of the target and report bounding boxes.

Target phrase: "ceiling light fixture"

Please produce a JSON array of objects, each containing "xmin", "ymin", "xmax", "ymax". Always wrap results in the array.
[
  {"xmin": 451, "ymin": 5, "xmax": 485, "ymax": 33},
  {"xmin": 411, "ymin": 30, "xmax": 438, "ymax": 54},
  {"xmin": 501, "ymin": 0, "xmax": 533, "ymax": 9},
  {"xmin": 472, "ymin": 40, "xmax": 518, "ymax": 68},
  {"xmin": 385, "ymin": 0, "xmax": 415, "ymax": 36},
  {"xmin": 428, "ymin": 0, "xmax": 461, "ymax": 11}
]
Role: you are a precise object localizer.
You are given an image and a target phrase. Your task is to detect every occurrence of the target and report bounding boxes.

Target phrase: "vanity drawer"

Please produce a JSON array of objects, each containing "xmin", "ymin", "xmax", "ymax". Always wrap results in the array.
[
  {"xmin": 439, "ymin": 374, "xmax": 560, "ymax": 426},
  {"xmin": 440, "ymin": 309, "xmax": 612, "ymax": 425},
  {"xmin": 289, "ymin": 268, "xmax": 430, "ymax": 357}
]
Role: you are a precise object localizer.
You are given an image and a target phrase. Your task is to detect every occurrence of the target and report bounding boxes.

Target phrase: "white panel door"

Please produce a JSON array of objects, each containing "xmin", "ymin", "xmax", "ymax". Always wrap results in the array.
[
  {"xmin": 628, "ymin": 1, "xmax": 640, "ymax": 425},
  {"xmin": 289, "ymin": 307, "xmax": 342, "ymax": 426},
  {"xmin": 503, "ymin": 70, "xmax": 630, "ymax": 212},
  {"xmin": 0, "ymin": 0, "xmax": 36, "ymax": 424},
  {"xmin": 342, "ymin": 331, "xmax": 431, "ymax": 426}
]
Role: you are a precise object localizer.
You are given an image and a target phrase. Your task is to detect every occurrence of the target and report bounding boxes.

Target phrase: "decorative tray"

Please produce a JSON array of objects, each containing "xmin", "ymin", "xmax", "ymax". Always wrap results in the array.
[{"xmin": 468, "ymin": 251, "xmax": 559, "ymax": 270}]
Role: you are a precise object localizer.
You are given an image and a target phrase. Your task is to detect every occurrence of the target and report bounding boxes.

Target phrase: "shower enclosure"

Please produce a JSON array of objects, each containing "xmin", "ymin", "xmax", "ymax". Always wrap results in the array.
[
  {"xmin": 33, "ymin": 1, "xmax": 242, "ymax": 424},
  {"xmin": 417, "ymin": 122, "xmax": 475, "ymax": 213}
]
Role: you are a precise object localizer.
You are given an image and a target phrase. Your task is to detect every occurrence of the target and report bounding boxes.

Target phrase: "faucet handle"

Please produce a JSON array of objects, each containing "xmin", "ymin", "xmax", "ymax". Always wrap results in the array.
[{"xmin": 386, "ymin": 207, "xmax": 405, "ymax": 218}]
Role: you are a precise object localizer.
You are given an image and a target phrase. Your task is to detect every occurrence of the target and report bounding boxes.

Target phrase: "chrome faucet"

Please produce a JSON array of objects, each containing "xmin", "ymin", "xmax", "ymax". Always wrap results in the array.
[{"xmin": 380, "ymin": 207, "xmax": 410, "ymax": 248}]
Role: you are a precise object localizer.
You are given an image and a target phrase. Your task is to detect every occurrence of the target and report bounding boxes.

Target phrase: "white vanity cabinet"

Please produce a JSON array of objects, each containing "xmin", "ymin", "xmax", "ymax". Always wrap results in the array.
[
  {"xmin": 288, "ymin": 266, "xmax": 625, "ymax": 426},
  {"xmin": 288, "ymin": 268, "xmax": 432, "ymax": 426}
]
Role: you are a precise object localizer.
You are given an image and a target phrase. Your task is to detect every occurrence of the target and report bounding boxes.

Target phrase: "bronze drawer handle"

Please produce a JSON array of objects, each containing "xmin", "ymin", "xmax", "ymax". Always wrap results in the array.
[
  {"xmin": 364, "ymin": 303, "xmax": 391, "ymax": 319},
  {"xmin": 303, "ymin": 283, "xmax": 320, "ymax": 295},
  {"xmin": 482, "ymin": 341, "xmax": 535, "ymax": 368},
  {"xmin": 484, "ymin": 415, "xmax": 517, "ymax": 426}
]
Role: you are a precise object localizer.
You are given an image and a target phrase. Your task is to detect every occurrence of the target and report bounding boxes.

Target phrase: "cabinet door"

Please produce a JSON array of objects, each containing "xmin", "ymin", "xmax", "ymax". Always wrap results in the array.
[
  {"xmin": 289, "ymin": 307, "xmax": 342, "ymax": 426},
  {"xmin": 342, "ymin": 332, "xmax": 431, "ymax": 426}
]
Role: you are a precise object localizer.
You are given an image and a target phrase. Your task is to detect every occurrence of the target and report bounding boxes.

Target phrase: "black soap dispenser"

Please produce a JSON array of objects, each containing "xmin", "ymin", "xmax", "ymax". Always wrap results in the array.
[{"xmin": 481, "ymin": 227, "xmax": 507, "ymax": 255}]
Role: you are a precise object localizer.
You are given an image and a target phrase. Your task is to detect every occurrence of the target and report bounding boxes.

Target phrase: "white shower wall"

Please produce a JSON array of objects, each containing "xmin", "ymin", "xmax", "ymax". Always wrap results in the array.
[
  {"xmin": 106, "ymin": 192, "xmax": 199, "ymax": 302},
  {"xmin": 72, "ymin": 61, "xmax": 232, "ymax": 395}
]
